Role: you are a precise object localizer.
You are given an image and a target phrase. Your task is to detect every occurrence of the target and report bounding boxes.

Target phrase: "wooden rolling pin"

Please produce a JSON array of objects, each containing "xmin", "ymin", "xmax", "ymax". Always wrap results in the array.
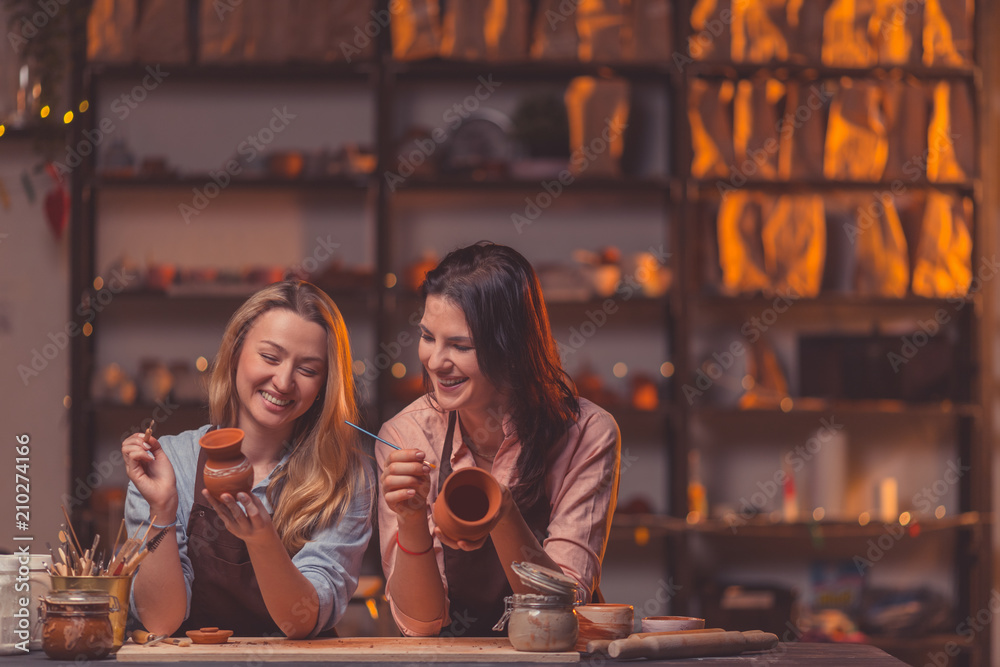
[
  {"xmin": 607, "ymin": 629, "xmax": 778, "ymax": 660},
  {"xmin": 585, "ymin": 628, "xmax": 724, "ymax": 655}
]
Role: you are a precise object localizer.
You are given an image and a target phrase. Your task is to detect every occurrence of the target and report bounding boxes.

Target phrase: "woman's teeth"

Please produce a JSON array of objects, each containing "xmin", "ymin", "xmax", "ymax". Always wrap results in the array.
[
  {"xmin": 440, "ymin": 378, "xmax": 467, "ymax": 387},
  {"xmin": 261, "ymin": 391, "xmax": 292, "ymax": 406}
]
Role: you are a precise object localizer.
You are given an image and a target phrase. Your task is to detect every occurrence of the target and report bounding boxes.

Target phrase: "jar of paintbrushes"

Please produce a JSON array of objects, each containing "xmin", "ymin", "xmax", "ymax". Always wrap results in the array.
[{"xmin": 46, "ymin": 506, "xmax": 172, "ymax": 653}]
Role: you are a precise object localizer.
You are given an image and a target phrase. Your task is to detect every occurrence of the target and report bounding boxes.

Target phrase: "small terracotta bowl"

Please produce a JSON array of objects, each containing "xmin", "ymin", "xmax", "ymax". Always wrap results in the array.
[
  {"xmin": 640, "ymin": 616, "xmax": 705, "ymax": 633},
  {"xmin": 575, "ymin": 603, "xmax": 634, "ymax": 651},
  {"xmin": 185, "ymin": 627, "xmax": 233, "ymax": 644}
]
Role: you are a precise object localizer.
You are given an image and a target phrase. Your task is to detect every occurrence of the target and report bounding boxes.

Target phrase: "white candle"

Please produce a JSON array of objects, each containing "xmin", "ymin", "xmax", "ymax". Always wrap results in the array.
[{"xmin": 879, "ymin": 477, "xmax": 898, "ymax": 522}]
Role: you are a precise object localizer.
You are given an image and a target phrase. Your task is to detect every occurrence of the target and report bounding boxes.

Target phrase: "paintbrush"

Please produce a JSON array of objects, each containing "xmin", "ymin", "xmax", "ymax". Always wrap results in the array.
[
  {"xmin": 345, "ymin": 420, "xmax": 436, "ymax": 469},
  {"xmin": 122, "ymin": 525, "xmax": 173, "ymax": 575},
  {"xmin": 142, "ymin": 421, "xmax": 156, "ymax": 460},
  {"xmin": 60, "ymin": 506, "xmax": 82, "ymax": 550}
]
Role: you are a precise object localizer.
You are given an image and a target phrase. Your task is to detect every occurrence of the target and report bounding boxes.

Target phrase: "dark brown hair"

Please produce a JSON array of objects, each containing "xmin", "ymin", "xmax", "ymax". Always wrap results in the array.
[{"xmin": 421, "ymin": 242, "xmax": 579, "ymax": 507}]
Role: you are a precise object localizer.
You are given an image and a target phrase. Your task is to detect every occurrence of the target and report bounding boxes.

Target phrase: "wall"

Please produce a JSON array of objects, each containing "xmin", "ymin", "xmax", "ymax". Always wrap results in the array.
[{"xmin": 0, "ymin": 139, "xmax": 71, "ymax": 556}]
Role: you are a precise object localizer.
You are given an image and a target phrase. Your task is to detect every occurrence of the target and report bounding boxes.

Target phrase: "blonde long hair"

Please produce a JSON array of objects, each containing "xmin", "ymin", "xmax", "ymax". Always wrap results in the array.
[{"xmin": 208, "ymin": 280, "xmax": 367, "ymax": 554}]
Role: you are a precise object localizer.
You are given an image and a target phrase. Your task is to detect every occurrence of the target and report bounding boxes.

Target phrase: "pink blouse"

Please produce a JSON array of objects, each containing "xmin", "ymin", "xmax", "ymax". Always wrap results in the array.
[{"xmin": 377, "ymin": 395, "xmax": 621, "ymax": 636}]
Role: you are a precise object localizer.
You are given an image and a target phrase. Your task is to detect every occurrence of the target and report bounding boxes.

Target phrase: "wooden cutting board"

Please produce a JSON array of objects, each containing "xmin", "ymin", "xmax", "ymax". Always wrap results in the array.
[{"xmin": 116, "ymin": 637, "xmax": 581, "ymax": 662}]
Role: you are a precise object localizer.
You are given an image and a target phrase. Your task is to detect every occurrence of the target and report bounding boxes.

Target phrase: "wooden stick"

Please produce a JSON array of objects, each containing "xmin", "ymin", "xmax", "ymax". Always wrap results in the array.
[
  {"xmin": 61, "ymin": 505, "xmax": 84, "ymax": 556},
  {"xmin": 140, "ymin": 515, "xmax": 157, "ymax": 544},
  {"xmin": 109, "ymin": 519, "xmax": 126, "ymax": 573}
]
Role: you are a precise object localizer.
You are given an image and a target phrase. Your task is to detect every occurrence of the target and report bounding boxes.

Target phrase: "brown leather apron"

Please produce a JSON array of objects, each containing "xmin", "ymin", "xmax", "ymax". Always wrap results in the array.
[
  {"xmin": 438, "ymin": 411, "xmax": 554, "ymax": 637},
  {"xmin": 178, "ymin": 446, "xmax": 281, "ymax": 636}
]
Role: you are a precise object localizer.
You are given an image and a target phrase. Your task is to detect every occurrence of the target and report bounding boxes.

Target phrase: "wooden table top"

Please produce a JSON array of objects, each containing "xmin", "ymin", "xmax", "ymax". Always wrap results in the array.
[{"xmin": 15, "ymin": 639, "xmax": 907, "ymax": 665}]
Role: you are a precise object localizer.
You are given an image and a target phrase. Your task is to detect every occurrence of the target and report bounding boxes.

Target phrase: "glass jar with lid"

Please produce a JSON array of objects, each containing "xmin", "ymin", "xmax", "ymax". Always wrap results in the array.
[
  {"xmin": 493, "ymin": 562, "xmax": 581, "ymax": 652},
  {"xmin": 39, "ymin": 590, "xmax": 117, "ymax": 660}
]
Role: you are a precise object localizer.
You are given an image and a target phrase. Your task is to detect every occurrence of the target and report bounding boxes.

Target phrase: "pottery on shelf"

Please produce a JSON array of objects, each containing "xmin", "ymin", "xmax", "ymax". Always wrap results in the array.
[
  {"xmin": 432, "ymin": 467, "xmax": 503, "ymax": 543},
  {"xmin": 199, "ymin": 428, "xmax": 253, "ymax": 501}
]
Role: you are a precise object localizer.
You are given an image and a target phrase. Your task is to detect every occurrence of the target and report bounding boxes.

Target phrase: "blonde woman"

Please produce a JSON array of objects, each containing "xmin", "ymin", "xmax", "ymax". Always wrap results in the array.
[{"xmin": 122, "ymin": 280, "xmax": 372, "ymax": 638}]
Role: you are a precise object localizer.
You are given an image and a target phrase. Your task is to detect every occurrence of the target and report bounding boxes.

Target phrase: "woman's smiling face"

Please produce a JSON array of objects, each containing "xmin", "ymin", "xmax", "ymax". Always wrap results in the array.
[
  {"xmin": 235, "ymin": 308, "xmax": 328, "ymax": 439},
  {"xmin": 418, "ymin": 295, "xmax": 498, "ymax": 413}
]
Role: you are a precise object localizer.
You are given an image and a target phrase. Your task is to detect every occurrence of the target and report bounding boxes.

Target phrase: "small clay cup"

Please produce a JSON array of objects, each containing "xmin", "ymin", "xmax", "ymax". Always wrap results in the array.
[
  {"xmin": 199, "ymin": 428, "xmax": 253, "ymax": 501},
  {"xmin": 640, "ymin": 616, "xmax": 705, "ymax": 633},
  {"xmin": 432, "ymin": 467, "xmax": 503, "ymax": 543},
  {"xmin": 574, "ymin": 603, "xmax": 634, "ymax": 651}
]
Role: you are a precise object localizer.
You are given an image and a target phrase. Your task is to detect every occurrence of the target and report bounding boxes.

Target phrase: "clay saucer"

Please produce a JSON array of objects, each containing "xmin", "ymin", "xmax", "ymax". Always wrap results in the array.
[{"xmin": 185, "ymin": 627, "xmax": 233, "ymax": 644}]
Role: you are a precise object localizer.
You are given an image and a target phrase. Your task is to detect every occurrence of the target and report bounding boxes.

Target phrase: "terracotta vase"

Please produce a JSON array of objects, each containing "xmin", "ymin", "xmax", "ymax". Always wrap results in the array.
[
  {"xmin": 432, "ymin": 467, "xmax": 503, "ymax": 543},
  {"xmin": 199, "ymin": 428, "xmax": 253, "ymax": 501}
]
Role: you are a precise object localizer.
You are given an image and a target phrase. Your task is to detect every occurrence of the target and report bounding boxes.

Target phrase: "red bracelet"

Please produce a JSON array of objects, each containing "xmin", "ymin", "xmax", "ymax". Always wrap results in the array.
[{"xmin": 396, "ymin": 532, "xmax": 433, "ymax": 556}]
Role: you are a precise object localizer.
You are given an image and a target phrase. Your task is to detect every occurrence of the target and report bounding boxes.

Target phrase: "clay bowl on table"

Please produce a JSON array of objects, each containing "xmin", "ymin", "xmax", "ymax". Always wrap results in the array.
[
  {"xmin": 574, "ymin": 603, "xmax": 634, "ymax": 651},
  {"xmin": 432, "ymin": 467, "xmax": 503, "ymax": 543},
  {"xmin": 640, "ymin": 616, "xmax": 705, "ymax": 633},
  {"xmin": 185, "ymin": 627, "xmax": 233, "ymax": 644}
]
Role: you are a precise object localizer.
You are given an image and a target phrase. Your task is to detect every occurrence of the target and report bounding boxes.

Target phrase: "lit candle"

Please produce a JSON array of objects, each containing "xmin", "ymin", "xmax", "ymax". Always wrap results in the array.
[{"xmin": 879, "ymin": 477, "xmax": 898, "ymax": 522}]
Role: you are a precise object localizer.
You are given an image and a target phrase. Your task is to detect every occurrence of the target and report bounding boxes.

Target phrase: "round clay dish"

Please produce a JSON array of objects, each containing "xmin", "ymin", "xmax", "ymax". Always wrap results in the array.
[{"xmin": 185, "ymin": 627, "xmax": 233, "ymax": 644}]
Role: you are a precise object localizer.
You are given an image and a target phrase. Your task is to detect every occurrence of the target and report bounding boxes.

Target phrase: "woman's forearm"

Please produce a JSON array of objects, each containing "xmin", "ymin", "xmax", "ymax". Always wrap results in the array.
[
  {"xmin": 131, "ymin": 528, "xmax": 188, "ymax": 636},
  {"xmin": 246, "ymin": 534, "xmax": 319, "ymax": 639},
  {"xmin": 386, "ymin": 516, "xmax": 446, "ymax": 627},
  {"xmin": 491, "ymin": 505, "xmax": 562, "ymax": 594}
]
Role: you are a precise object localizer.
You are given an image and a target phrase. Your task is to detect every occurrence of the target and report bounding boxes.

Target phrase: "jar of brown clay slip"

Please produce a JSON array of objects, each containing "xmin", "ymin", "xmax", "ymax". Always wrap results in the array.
[
  {"xmin": 40, "ymin": 590, "xmax": 116, "ymax": 660},
  {"xmin": 502, "ymin": 594, "xmax": 578, "ymax": 651},
  {"xmin": 493, "ymin": 562, "xmax": 580, "ymax": 652}
]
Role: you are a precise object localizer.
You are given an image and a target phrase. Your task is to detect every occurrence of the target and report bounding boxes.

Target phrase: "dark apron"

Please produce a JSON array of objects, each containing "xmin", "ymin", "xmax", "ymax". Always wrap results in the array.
[
  {"xmin": 178, "ymin": 446, "xmax": 281, "ymax": 637},
  {"xmin": 438, "ymin": 411, "xmax": 559, "ymax": 637}
]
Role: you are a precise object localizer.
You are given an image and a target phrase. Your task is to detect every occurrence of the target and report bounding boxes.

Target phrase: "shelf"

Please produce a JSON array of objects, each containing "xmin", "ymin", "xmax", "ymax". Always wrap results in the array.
[
  {"xmin": 109, "ymin": 286, "xmax": 378, "ymax": 312},
  {"xmin": 389, "ymin": 59, "xmax": 681, "ymax": 83},
  {"xmin": 690, "ymin": 177, "xmax": 978, "ymax": 194},
  {"xmin": 93, "ymin": 174, "xmax": 371, "ymax": 191},
  {"xmin": 686, "ymin": 61, "xmax": 977, "ymax": 80},
  {"xmin": 689, "ymin": 400, "xmax": 980, "ymax": 418},
  {"xmin": 610, "ymin": 511, "xmax": 989, "ymax": 539},
  {"xmin": 0, "ymin": 121, "xmax": 69, "ymax": 141},
  {"xmin": 86, "ymin": 61, "xmax": 376, "ymax": 82},
  {"xmin": 695, "ymin": 293, "xmax": 976, "ymax": 309},
  {"xmin": 392, "ymin": 175, "xmax": 672, "ymax": 192}
]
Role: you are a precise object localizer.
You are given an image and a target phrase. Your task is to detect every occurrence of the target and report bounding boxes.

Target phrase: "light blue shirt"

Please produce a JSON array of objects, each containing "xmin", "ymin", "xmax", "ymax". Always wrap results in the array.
[{"xmin": 125, "ymin": 424, "xmax": 373, "ymax": 636}]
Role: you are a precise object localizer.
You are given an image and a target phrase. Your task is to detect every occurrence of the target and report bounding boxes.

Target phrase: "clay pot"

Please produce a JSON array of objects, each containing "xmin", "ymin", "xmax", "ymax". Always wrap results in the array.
[
  {"xmin": 199, "ymin": 428, "xmax": 253, "ymax": 501},
  {"xmin": 575, "ymin": 603, "xmax": 634, "ymax": 651},
  {"xmin": 432, "ymin": 468, "xmax": 503, "ymax": 543}
]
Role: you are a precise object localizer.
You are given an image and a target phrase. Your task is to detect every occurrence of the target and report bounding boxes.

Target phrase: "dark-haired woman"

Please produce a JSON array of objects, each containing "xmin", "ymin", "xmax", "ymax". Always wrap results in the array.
[{"xmin": 377, "ymin": 242, "xmax": 621, "ymax": 636}]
